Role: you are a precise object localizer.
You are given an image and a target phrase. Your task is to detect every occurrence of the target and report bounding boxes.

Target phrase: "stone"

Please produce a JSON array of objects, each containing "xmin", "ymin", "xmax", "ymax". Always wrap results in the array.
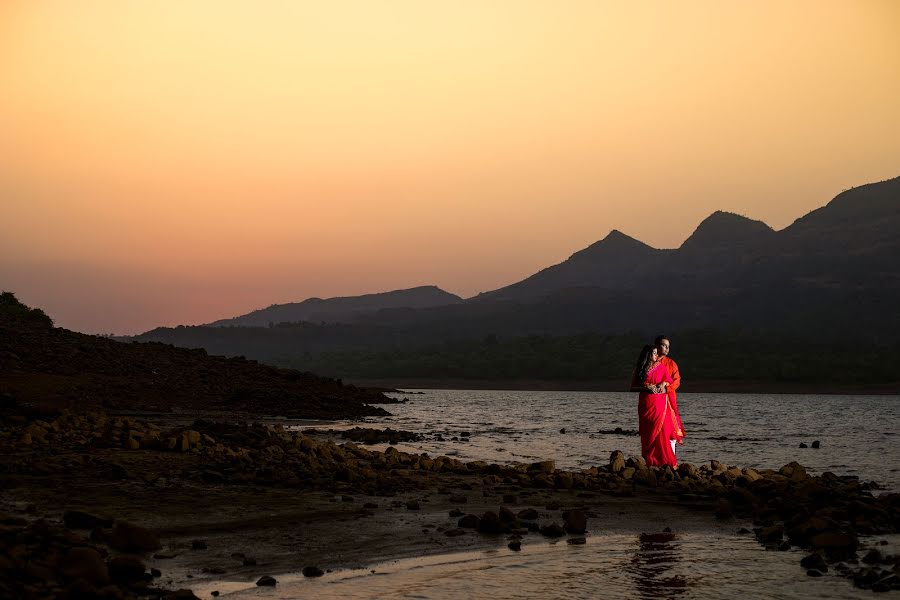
[
  {"xmin": 609, "ymin": 451, "xmax": 625, "ymax": 473},
  {"xmin": 477, "ymin": 511, "xmax": 502, "ymax": 534},
  {"xmin": 508, "ymin": 541, "xmax": 522, "ymax": 551},
  {"xmin": 444, "ymin": 528, "xmax": 466, "ymax": 537},
  {"xmin": 302, "ymin": 566, "xmax": 324, "ymax": 578},
  {"xmin": 405, "ymin": 500, "xmax": 420, "ymax": 510},
  {"xmin": 567, "ymin": 537, "xmax": 586, "ymax": 545},
  {"xmin": 449, "ymin": 495, "xmax": 468, "ymax": 504},
  {"xmin": 61, "ymin": 547, "xmax": 109, "ymax": 585},
  {"xmin": 811, "ymin": 531, "xmax": 858, "ymax": 560},
  {"xmin": 108, "ymin": 555, "xmax": 146, "ymax": 581},
  {"xmin": 799, "ymin": 443, "xmax": 808, "ymax": 448},
  {"xmin": 540, "ymin": 524, "xmax": 566, "ymax": 538},
  {"xmin": 811, "ymin": 441, "xmax": 820, "ymax": 449},
  {"xmin": 257, "ymin": 575, "xmax": 278, "ymax": 586},
  {"xmin": 800, "ymin": 553, "xmax": 828, "ymax": 572},
  {"xmin": 563, "ymin": 510, "xmax": 587, "ymax": 534},
  {"xmin": 458, "ymin": 515, "xmax": 480, "ymax": 529},
  {"xmin": 499, "ymin": 507, "xmax": 517, "ymax": 523},
  {"xmin": 517, "ymin": 508, "xmax": 539, "ymax": 521},
  {"xmin": 528, "ymin": 460, "xmax": 555, "ymax": 474},
  {"xmin": 109, "ymin": 521, "xmax": 161, "ymax": 553},
  {"xmin": 779, "ymin": 461, "xmax": 808, "ymax": 482}
]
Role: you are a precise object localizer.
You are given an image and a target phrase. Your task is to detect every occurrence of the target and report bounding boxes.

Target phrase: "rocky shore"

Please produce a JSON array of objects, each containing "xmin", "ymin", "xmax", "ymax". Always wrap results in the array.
[
  {"xmin": 2, "ymin": 295, "xmax": 898, "ymax": 596},
  {"xmin": 2, "ymin": 403, "xmax": 899, "ymax": 597}
]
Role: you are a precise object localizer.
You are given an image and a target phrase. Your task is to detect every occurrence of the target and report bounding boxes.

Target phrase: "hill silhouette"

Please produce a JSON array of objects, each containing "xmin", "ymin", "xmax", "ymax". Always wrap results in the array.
[
  {"xmin": 0, "ymin": 292, "xmax": 391, "ymax": 417},
  {"xmin": 128, "ymin": 175, "xmax": 900, "ymax": 387},
  {"xmin": 208, "ymin": 285, "xmax": 461, "ymax": 327}
]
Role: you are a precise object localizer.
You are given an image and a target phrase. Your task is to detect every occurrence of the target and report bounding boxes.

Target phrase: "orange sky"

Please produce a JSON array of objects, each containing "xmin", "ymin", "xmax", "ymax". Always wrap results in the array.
[{"xmin": 2, "ymin": 1, "xmax": 899, "ymax": 334}]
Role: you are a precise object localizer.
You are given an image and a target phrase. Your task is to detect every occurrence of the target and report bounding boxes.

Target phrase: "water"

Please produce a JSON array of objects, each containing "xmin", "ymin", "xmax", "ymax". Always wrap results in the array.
[
  {"xmin": 324, "ymin": 390, "xmax": 900, "ymax": 491},
  {"xmin": 192, "ymin": 531, "xmax": 891, "ymax": 599},
  {"xmin": 228, "ymin": 391, "xmax": 899, "ymax": 599}
]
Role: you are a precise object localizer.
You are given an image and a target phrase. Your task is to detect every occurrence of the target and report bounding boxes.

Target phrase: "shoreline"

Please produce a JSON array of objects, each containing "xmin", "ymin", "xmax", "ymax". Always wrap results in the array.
[
  {"xmin": 2, "ymin": 408, "xmax": 899, "ymax": 597},
  {"xmin": 348, "ymin": 378, "xmax": 900, "ymax": 395}
]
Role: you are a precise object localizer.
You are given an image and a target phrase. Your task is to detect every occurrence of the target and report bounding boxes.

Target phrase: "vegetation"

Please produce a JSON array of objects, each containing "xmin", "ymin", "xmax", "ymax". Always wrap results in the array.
[{"xmin": 276, "ymin": 329, "xmax": 895, "ymax": 385}]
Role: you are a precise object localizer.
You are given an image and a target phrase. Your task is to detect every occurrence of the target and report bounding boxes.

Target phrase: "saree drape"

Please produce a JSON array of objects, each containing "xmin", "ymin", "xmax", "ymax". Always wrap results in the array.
[{"xmin": 638, "ymin": 362, "xmax": 683, "ymax": 467}]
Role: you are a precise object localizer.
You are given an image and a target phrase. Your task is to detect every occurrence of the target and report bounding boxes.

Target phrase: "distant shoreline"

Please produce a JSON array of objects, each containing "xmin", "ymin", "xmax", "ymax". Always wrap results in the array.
[{"xmin": 349, "ymin": 378, "xmax": 900, "ymax": 395}]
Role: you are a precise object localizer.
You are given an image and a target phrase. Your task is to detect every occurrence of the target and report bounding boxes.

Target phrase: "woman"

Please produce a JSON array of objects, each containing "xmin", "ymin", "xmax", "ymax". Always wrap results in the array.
[{"xmin": 630, "ymin": 344, "xmax": 684, "ymax": 467}]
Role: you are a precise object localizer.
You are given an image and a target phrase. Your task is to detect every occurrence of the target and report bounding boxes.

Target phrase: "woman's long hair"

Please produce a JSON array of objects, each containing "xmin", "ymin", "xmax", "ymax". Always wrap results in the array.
[{"xmin": 635, "ymin": 344, "xmax": 655, "ymax": 384}]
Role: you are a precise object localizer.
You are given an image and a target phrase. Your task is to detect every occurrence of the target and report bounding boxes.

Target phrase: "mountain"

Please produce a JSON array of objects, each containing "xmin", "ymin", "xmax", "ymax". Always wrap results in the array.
[
  {"xmin": 679, "ymin": 211, "xmax": 774, "ymax": 251},
  {"xmin": 472, "ymin": 230, "xmax": 665, "ymax": 303},
  {"xmin": 131, "ymin": 175, "xmax": 900, "ymax": 363},
  {"xmin": 207, "ymin": 285, "xmax": 462, "ymax": 327}
]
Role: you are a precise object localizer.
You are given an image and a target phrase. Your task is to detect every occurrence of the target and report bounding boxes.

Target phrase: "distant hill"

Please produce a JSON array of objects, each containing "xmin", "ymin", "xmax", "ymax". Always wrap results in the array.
[
  {"xmin": 207, "ymin": 285, "xmax": 462, "ymax": 327},
  {"xmin": 471, "ymin": 230, "xmax": 666, "ymax": 303},
  {"xmin": 0, "ymin": 292, "xmax": 391, "ymax": 418},
  {"xmin": 130, "ymin": 175, "xmax": 900, "ymax": 381}
]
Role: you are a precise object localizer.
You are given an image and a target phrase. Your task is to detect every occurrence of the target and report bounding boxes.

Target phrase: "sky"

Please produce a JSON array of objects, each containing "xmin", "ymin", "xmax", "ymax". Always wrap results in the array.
[{"xmin": 2, "ymin": 1, "xmax": 899, "ymax": 334}]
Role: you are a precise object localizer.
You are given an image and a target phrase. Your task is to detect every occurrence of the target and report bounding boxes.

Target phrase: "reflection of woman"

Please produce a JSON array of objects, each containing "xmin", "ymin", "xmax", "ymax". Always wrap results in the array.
[{"xmin": 630, "ymin": 345, "xmax": 684, "ymax": 467}]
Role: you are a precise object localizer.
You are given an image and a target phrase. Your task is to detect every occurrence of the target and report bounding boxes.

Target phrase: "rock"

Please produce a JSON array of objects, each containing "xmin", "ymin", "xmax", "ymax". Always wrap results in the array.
[
  {"xmin": 63, "ymin": 510, "xmax": 113, "ymax": 530},
  {"xmin": 444, "ymin": 528, "xmax": 466, "ymax": 537},
  {"xmin": 862, "ymin": 549, "xmax": 884, "ymax": 564},
  {"xmin": 449, "ymin": 508, "xmax": 464, "ymax": 517},
  {"xmin": 799, "ymin": 443, "xmax": 808, "ymax": 448},
  {"xmin": 779, "ymin": 461, "xmax": 807, "ymax": 482},
  {"xmin": 302, "ymin": 566, "xmax": 324, "ymax": 578},
  {"xmin": 108, "ymin": 555, "xmax": 146, "ymax": 581},
  {"xmin": 677, "ymin": 463, "xmax": 698, "ymax": 480},
  {"xmin": 191, "ymin": 539, "xmax": 208, "ymax": 550},
  {"xmin": 508, "ymin": 541, "xmax": 522, "ymax": 551},
  {"xmin": 800, "ymin": 553, "xmax": 828, "ymax": 572},
  {"xmin": 405, "ymin": 500, "xmax": 420, "ymax": 510},
  {"xmin": 715, "ymin": 499, "xmax": 733, "ymax": 520},
  {"xmin": 477, "ymin": 511, "xmax": 502, "ymax": 534},
  {"xmin": 540, "ymin": 524, "xmax": 566, "ymax": 538},
  {"xmin": 811, "ymin": 531, "xmax": 858, "ymax": 560},
  {"xmin": 502, "ymin": 494, "xmax": 517, "ymax": 504},
  {"xmin": 517, "ymin": 508, "xmax": 539, "ymax": 521},
  {"xmin": 499, "ymin": 507, "xmax": 517, "ymax": 523},
  {"xmin": 256, "ymin": 575, "xmax": 277, "ymax": 586},
  {"xmin": 61, "ymin": 547, "xmax": 109, "ymax": 585},
  {"xmin": 528, "ymin": 460, "xmax": 555, "ymax": 474},
  {"xmin": 811, "ymin": 441, "xmax": 820, "ymax": 449},
  {"xmin": 609, "ymin": 451, "xmax": 625, "ymax": 473},
  {"xmin": 458, "ymin": 515, "xmax": 480, "ymax": 529},
  {"xmin": 621, "ymin": 467, "xmax": 636, "ymax": 480},
  {"xmin": 757, "ymin": 523, "xmax": 784, "ymax": 544},
  {"xmin": 807, "ymin": 569, "xmax": 824, "ymax": 577},
  {"xmin": 567, "ymin": 537, "xmax": 586, "ymax": 545},
  {"xmin": 563, "ymin": 510, "xmax": 587, "ymax": 534},
  {"xmin": 109, "ymin": 521, "xmax": 161, "ymax": 553},
  {"xmin": 449, "ymin": 495, "xmax": 468, "ymax": 504}
]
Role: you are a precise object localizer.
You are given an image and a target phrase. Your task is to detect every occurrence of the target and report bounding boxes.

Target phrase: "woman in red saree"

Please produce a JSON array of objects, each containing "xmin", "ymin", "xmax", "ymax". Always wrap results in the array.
[{"xmin": 631, "ymin": 345, "xmax": 685, "ymax": 467}]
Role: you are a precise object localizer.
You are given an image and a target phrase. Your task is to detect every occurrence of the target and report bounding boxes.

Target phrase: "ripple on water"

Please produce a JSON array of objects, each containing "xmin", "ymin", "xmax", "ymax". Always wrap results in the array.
[{"xmin": 193, "ymin": 532, "xmax": 891, "ymax": 600}]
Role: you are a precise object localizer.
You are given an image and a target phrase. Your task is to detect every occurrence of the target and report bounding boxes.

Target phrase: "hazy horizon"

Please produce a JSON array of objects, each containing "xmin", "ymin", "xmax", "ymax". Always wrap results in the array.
[{"xmin": 3, "ymin": 1, "xmax": 899, "ymax": 334}]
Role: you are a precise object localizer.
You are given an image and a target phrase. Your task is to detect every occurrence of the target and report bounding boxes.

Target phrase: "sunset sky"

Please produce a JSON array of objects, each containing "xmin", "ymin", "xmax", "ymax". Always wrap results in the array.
[{"xmin": 2, "ymin": 1, "xmax": 899, "ymax": 334}]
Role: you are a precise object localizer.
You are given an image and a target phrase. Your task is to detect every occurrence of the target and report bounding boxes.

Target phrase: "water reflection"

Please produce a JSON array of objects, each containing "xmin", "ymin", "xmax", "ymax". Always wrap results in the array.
[{"xmin": 629, "ymin": 532, "xmax": 688, "ymax": 599}]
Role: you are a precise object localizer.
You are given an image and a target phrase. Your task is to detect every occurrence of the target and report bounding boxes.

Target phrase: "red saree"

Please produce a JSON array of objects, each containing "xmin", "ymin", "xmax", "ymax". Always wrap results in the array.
[{"xmin": 638, "ymin": 362, "xmax": 684, "ymax": 467}]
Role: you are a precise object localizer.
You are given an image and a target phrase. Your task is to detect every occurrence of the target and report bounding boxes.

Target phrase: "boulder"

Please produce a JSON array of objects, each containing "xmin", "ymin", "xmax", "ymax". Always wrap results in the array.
[
  {"xmin": 458, "ymin": 515, "xmax": 480, "ymax": 529},
  {"xmin": 257, "ymin": 575, "xmax": 278, "ymax": 586},
  {"xmin": 108, "ymin": 555, "xmax": 146, "ymax": 582},
  {"xmin": 528, "ymin": 460, "xmax": 555, "ymax": 474},
  {"xmin": 109, "ymin": 522, "xmax": 161, "ymax": 553},
  {"xmin": 302, "ymin": 566, "xmax": 324, "ymax": 578},
  {"xmin": 477, "ymin": 511, "xmax": 503, "ymax": 534},
  {"xmin": 61, "ymin": 547, "xmax": 109, "ymax": 585},
  {"xmin": 540, "ymin": 524, "xmax": 566, "ymax": 538},
  {"xmin": 563, "ymin": 510, "xmax": 587, "ymax": 534}
]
